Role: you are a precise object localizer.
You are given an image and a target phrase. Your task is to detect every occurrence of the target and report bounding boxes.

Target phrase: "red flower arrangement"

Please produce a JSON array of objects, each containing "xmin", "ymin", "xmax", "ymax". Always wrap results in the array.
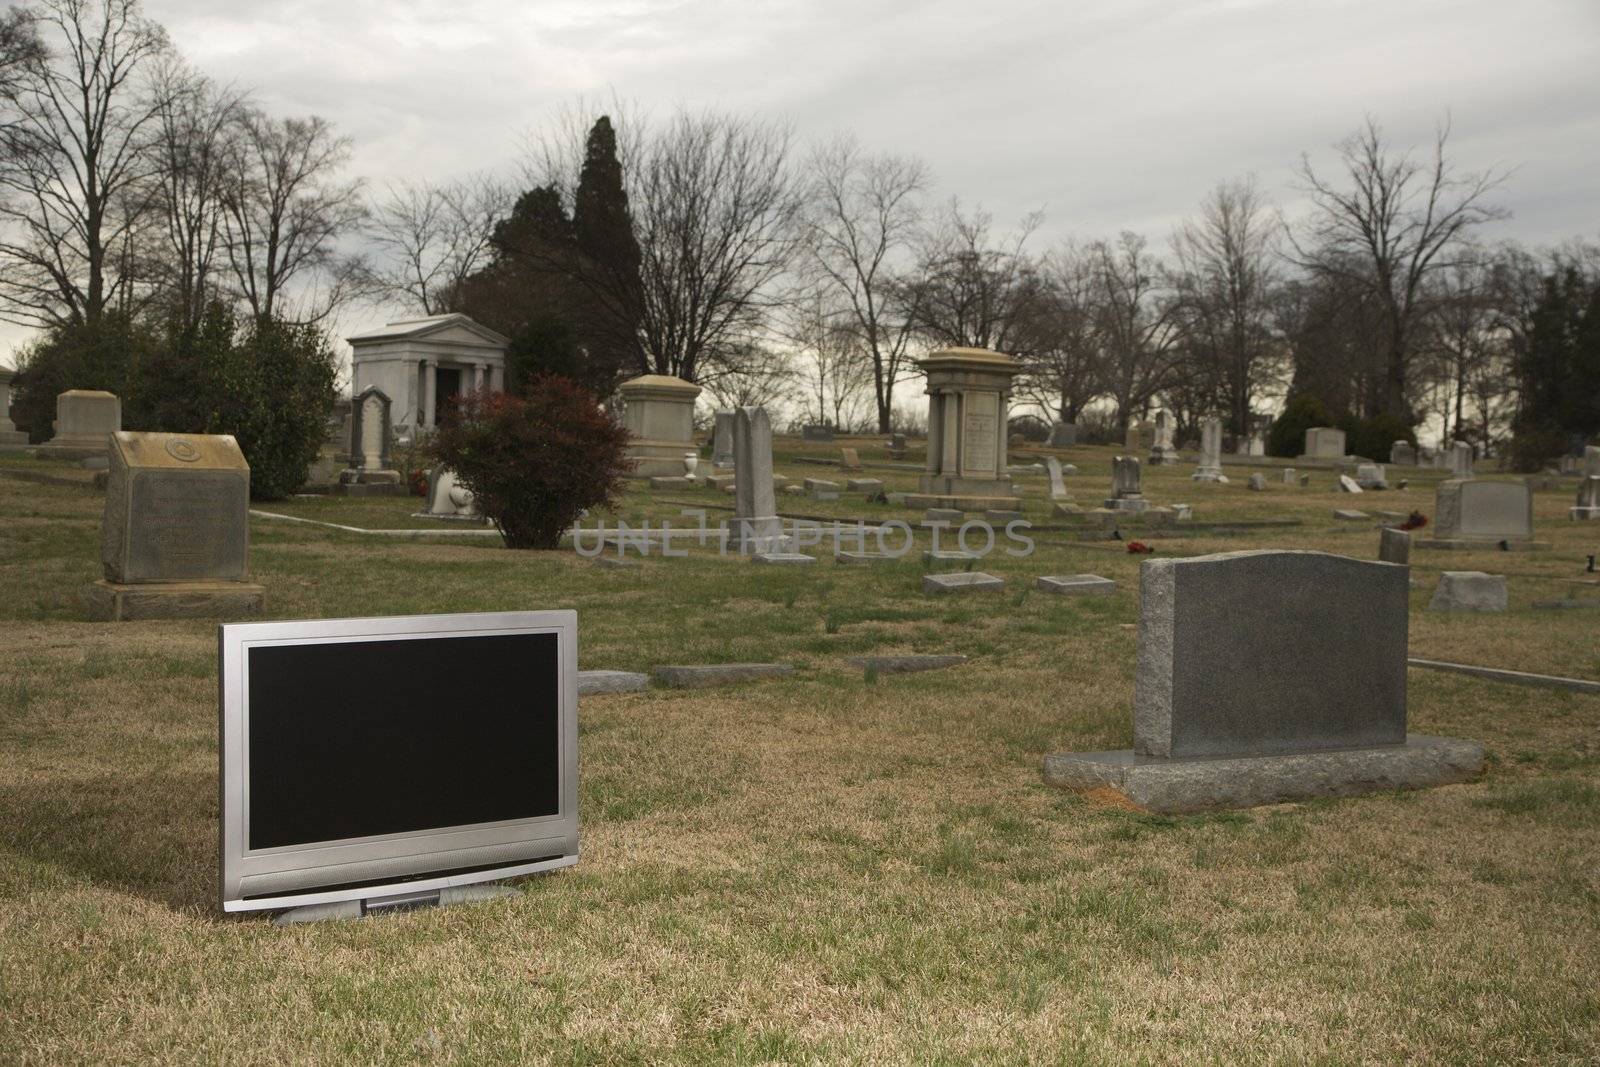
[
  {"xmin": 1126, "ymin": 541, "xmax": 1154, "ymax": 554},
  {"xmin": 1399, "ymin": 511, "xmax": 1428, "ymax": 531}
]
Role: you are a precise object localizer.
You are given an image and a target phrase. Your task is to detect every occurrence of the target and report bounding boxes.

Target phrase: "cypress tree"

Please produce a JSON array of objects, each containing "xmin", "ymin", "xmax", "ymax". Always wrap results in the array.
[{"xmin": 572, "ymin": 116, "xmax": 644, "ymax": 385}]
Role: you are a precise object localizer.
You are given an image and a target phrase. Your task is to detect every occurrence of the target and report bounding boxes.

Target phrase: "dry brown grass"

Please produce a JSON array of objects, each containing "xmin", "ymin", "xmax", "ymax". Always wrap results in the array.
[{"xmin": 1, "ymin": 448, "xmax": 1598, "ymax": 1064}]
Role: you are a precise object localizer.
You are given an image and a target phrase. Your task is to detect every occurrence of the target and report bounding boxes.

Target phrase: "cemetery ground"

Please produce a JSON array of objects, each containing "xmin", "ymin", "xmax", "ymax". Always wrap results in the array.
[{"xmin": 1, "ymin": 441, "xmax": 1598, "ymax": 1064}]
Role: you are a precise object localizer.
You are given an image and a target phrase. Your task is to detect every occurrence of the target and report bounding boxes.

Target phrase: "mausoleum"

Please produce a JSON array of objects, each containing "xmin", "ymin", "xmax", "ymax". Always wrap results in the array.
[{"xmin": 347, "ymin": 314, "xmax": 508, "ymax": 435}]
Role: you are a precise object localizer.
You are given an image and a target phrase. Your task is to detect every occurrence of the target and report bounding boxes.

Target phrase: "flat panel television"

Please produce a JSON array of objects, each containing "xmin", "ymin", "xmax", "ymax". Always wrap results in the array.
[{"xmin": 219, "ymin": 610, "xmax": 578, "ymax": 913}]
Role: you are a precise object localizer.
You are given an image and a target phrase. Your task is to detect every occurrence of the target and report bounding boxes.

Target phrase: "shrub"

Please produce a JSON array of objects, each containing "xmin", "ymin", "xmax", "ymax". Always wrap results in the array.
[
  {"xmin": 1266, "ymin": 393, "xmax": 1331, "ymax": 457},
  {"xmin": 9, "ymin": 313, "xmax": 158, "ymax": 442},
  {"xmin": 427, "ymin": 376, "xmax": 631, "ymax": 549},
  {"xmin": 1343, "ymin": 413, "xmax": 1415, "ymax": 463},
  {"xmin": 214, "ymin": 317, "xmax": 340, "ymax": 500}
]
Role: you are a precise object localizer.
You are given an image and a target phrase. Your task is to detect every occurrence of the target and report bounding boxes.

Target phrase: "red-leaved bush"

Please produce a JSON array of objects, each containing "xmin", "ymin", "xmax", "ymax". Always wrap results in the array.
[{"xmin": 427, "ymin": 377, "xmax": 631, "ymax": 549}]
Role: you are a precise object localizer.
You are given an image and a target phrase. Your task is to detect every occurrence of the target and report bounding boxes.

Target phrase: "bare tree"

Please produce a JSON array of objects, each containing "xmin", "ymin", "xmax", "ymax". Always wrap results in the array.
[
  {"xmin": 367, "ymin": 173, "xmax": 512, "ymax": 315},
  {"xmin": 1091, "ymin": 231, "xmax": 1181, "ymax": 430},
  {"xmin": 1168, "ymin": 176, "xmax": 1281, "ymax": 436},
  {"xmin": 903, "ymin": 199, "xmax": 1044, "ymax": 353},
  {"xmin": 1018, "ymin": 240, "xmax": 1104, "ymax": 424},
  {"xmin": 524, "ymin": 104, "xmax": 802, "ymax": 384},
  {"xmin": 0, "ymin": 7, "xmax": 45, "ymax": 140},
  {"xmin": 148, "ymin": 59, "xmax": 246, "ymax": 331},
  {"xmin": 781, "ymin": 289, "xmax": 873, "ymax": 429},
  {"xmin": 1289, "ymin": 116, "xmax": 1509, "ymax": 418},
  {"xmin": 222, "ymin": 109, "xmax": 365, "ymax": 322},
  {"xmin": 800, "ymin": 133, "xmax": 926, "ymax": 432},
  {"xmin": 698, "ymin": 340, "xmax": 797, "ymax": 413},
  {"xmin": 0, "ymin": 0, "xmax": 169, "ymax": 328}
]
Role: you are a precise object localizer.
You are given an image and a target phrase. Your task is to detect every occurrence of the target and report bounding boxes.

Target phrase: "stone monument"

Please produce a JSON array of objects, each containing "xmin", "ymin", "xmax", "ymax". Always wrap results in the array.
[
  {"xmin": 1390, "ymin": 440, "xmax": 1417, "ymax": 466},
  {"xmin": 1104, "ymin": 456, "xmax": 1149, "ymax": 513},
  {"xmin": 419, "ymin": 467, "xmax": 481, "ymax": 521},
  {"xmin": 1418, "ymin": 479, "xmax": 1543, "ymax": 549},
  {"xmin": 1045, "ymin": 456, "xmax": 1071, "ymax": 501},
  {"xmin": 1446, "ymin": 440, "xmax": 1474, "ymax": 479},
  {"xmin": 38, "ymin": 390, "xmax": 120, "ymax": 460},
  {"xmin": 0, "ymin": 366, "xmax": 26, "ymax": 449},
  {"xmin": 91, "ymin": 432, "xmax": 263, "ymax": 621},
  {"xmin": 337, "ymin": 386, "xmax": 406, "ymax": 495},
  {"xmin": 1042, "ymin": 550, "xmax": 1483, "ymax": 812},
  {"xmin": 1049, "ymin": 421, "xmax": 1077, "ymax": 447},
  {"xmin": 1147, "ymin": 410, "xmax": 1180, "ymax": 465},
  {"xmin": 619, "ymin": 374, "xmax": 701, "ymax": 477},
  {"xmin": 1299, "ymin": 426, "xmax": 1346, "ymax": 462},
  {"xmin": 1355, "ymin": 463, "xmax": 1388, "ymax": 489},
  {"xmin": 1570, "ymin": 446, "xmax": 1600, "ymax": 521},
  {"xmin": 911, "ymin": 347, "xmax": 1022, "ymax": 510},
  {"xmin": 1192, "ymin": 418, "xmax": 1224, "ymax": 482},
  {"xmin": 711, "ymin": 410, "xmax": 736, "ymax": 468},
  {"xmin": 731, "ymin": 407, "xmax": 788, "ymax": 554}
]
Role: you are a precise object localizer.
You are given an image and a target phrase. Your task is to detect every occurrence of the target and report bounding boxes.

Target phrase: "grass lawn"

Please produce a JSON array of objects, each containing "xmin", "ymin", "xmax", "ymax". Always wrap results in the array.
[{"xmin": 1, "ymin": 440, "xmax": 1598, "ymax": 1064}]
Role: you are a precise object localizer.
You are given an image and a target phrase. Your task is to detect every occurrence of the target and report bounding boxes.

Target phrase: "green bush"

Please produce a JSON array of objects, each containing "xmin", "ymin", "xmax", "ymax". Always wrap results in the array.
[
  {"xmin": 9, "ymin": 305, "xmax": 337, "ymax": 499},
  {"xmin": 1266, "ymin": 393, "xmax": 1332, "ymax": 457},
  {"xmin": 427, "ymin": 375, "xmax": 631, "ymax": 549},
  {"xmin": 1343, "ymin": 413, "xmax": 1415, "ymax": 463}
]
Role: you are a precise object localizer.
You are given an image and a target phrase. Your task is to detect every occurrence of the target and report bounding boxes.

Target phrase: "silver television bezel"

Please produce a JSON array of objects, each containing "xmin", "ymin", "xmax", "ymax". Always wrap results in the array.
[{"xmin": 218, "ymin": 610, "xmax": 579, "ymax": 914}]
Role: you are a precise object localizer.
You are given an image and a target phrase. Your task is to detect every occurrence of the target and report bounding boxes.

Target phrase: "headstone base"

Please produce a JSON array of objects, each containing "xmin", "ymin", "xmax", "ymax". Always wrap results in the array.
[
  {"xmin": 1411, "ymin": 537, "xmax": 1550, "ymax": 551},
  {"xmin": 1102, "ymin": 497, "xmax": 1150, "ymax": 513},
  {"xmin": 903, "ymin": 492, "xmax": 1022, "ymax": 512},
  {"xmin": 89, "ymin": 580, "xmax": 264, "ymax": 622},
  {"xmin": 0, "ymin": 429, "xmax": 28, "ymax": 450},
  {"xmin": 1042, "ymin": 735, "xmax": 1484, "ymax": 814},
  {"xmin": 1146, "ymin": 448, "xmax": 1180, "ymax": 466},
  {"xmin": 1570, "ymin": 507, "xmax": 1600, "ymax": 521},
  {"xmin": 1191, "ymin": 467, "xmax": 1225, "ymax": 482},
  {"xmin": 36, "ymin": 436, "xmax": 111, "ymax": 461}
]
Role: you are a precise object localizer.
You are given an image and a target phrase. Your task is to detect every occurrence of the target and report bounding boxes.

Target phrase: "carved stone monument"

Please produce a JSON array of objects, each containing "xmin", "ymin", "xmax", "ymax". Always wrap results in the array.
[
  {"xmin": 1043, "ymin": 550, "xmax": 1484, "ymax": 812},
  {"xmin": 1147, "ymin": 410, "xmax": 1180, "ymax": 465},
  {"xmin": 731, "ymin": 407, "xmax": 788, "ymax": 554},
  {"xmin": 419, "ymin": 467, "xmax": 482, "ymax": 521},
  {"xmin": 336, "ymin": 386, "xmax": 406, "ymax": 495},
  {"xmin": 1390, "ymin": 440, "xmax": 1417, "ymax": 466},
  {"xmin": 911, "ymin": 347, "xmax": 1022, "ymax": 510},
  {"xmin": 619, "ymin": 374, "xmax": 701, "ymax": 477},
  {"xmin": 1446, "ymin": 440, "xmax": 1475, "ymax": 479},
  {"xmin": 38, "ymin": 390, "xmax": 120, "ymax": 460},
  {"xmin": 1104, "ymin": 456, "xmax": 1149, "ymax": 513},
  {"xmin": 711, "ymin": 410, "xmax": 736, "ymax": 468},
  {"xmin": 1192, "ymin": 418, "xmax": 1224, "ymax": 482},
  {"xmin": 1572, "ymin": 446, "xmax": 1600, "ymax": 520},
  {"xmin": 91, "ymin": 432, "xmax": 263, "ymax": 621}
]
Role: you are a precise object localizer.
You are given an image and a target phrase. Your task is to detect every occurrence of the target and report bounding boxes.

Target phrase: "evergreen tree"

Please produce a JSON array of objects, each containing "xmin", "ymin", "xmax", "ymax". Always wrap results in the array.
[
  {"xmin": 571, "ymin": 116, "xmax": 645, "ymax": 388},
  {"xmin": 1512, "ymin": 267, "xmax": 1600, "ymax": 468}
]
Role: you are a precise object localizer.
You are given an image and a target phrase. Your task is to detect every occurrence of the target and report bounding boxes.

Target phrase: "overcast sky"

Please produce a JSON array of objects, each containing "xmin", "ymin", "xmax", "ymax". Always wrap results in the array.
[{"xmin": 4, "ymin": 0, "xmax": 1599, "ymax": 365}]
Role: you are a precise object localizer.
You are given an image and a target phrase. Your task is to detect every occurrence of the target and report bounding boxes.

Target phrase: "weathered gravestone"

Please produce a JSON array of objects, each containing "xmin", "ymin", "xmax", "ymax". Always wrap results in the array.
[
  {"xmin": 620, "ymin": 374, "xmax": 701, "ymax": 476},
  {"xmin": 1571, "ymin": 446, "xmax": 1600, "ymax": 521},
  {"xmin": 1045, "ymin": 456, "xmax": 1071, "ymax": 501},
  {"xmin": 1147, "ymin": 410, "xmax": 1180, "ymax": 465},
  {"xmin": 802, "ymin": 424, "xmax": 834, "ymax": 442},
  {"xmin": 912, "ymin": 347, "xmax": 1021, "ymax": 510},
  {"xmin": 1042, "ymin": 550, "xmax": 1483, "ymax": 812},
  {"xmin": 1390, "ymin": 440, "xmax": 1417, "ymax": 466},
  {"xmin": 1049, "ymin": 421, "xmax": 1077, "ymax": 447},
  {"xmin": 840, "ymin": 447, "xmax": 862, "ymax": 472},
  {"xmin": 420, "ymin": 467, "xmax": 480, "ymax": 520},
  {"xmin": 91, "ymin": 432, "xmax": 264, "ymax": 621},
  {"xmin": 1418, "ymin": 479, "xmax": 1543, "ymax": 549},
  {"xmin": 731, "ymin": 407, "xmax": 788, "ymax": 554},
  {"xmin": 1379, "ymin": 526, "xmax": 1411, "ymax": 565},
  {"xmin": 1282, "ymin": 467, "xmax": 1297, "ymax": 484},
  {"xmin": 38, "ymin": 389, "xmax": 121, "ymax": 460},
  {"xmin": 336, "ymin": 386, "xmax": 406, "ymax": 495},
  {"xmin": 1201, "ymin": 421, "xmax": 1230, "ymax": 475},
  {"xmin": 1300, "ymin": 426, "xmax": 1346, "ymax": 462},
  {"xmin": 1103, "ymin": 456, "xmax": 1149, "ymax": 512},
  {"xmin": 1247, "ymin": 473, "xmax": 1267, "ymax": 491},
  {"xmin": 1192, "ymin": 418, "xmax": 1224, "ymax": 482},
  {"xmin": 711, "ymin": 410, "xmax": 736, "ymax": 468},
  {"xmin": 1356, "ymin": 463, "xmax": 1388, "ymax": 489},
  {"xmin": 1428, "ymin": 571, "xmax": 1507, "ymax": 612},
  {"xmin": 887, "ymin": 432, "xmax": 908, "ymax": 458},
  {"xmin": 1446, "ymin": 440, "xmax": 1475, "ymax": 479}
]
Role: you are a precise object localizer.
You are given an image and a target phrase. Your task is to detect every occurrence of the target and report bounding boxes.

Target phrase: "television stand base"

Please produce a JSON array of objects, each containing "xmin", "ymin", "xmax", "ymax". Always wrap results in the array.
[{"xmin": 272, "ymin": 883, "xmax": 520, "ymax": 925}]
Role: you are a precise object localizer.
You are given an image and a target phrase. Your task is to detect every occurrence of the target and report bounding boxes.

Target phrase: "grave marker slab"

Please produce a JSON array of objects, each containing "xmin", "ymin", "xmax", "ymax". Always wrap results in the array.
[
  {"xmin": 1428, "ymin": 571, "xmax": 1507, "ymax": 612},
  {"xmin": 1042, "ymin": 550, "xmax": 1482, "ymax": 811},
  {"xmin": 92, "ymin": 431, "xmax": 263, "ymax": 620},
  {"xmin": 1418, "ymin": 479, "xmax": 1543, "ymax": 548},
  {"xmin": 923, "ymin": 571, "xmax": 1004, "ymax": 594},
  {"xmin": 1035, "ymin": 574, "xmax": 1115, "ymax": 596}
]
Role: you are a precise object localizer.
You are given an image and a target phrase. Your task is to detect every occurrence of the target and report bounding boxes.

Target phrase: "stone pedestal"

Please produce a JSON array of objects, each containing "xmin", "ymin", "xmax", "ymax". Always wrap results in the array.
[
  {"xmin": 38, "ymin": 390, "xmax": 120, "ymax": 460},
  {"xmin": 916, "ymin": 348, "xmax": 1020, "ymax": 505},
  {"xmin": 94, "ymin": 431, "xmax": 264, "ymax": 621},
  {"xmin": 620, "ymin": 374, "xmax": 701, "ymax": 477}
]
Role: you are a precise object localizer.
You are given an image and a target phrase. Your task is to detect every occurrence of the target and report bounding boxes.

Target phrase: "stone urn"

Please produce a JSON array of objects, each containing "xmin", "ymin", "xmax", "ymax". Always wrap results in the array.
[
  {"xmin": 447, "ymin": 483, "xmax": 476, "ymax": 516},
  {"xmin": 683, "ymin": 453, "xmax": 700, "ymax": 480}
]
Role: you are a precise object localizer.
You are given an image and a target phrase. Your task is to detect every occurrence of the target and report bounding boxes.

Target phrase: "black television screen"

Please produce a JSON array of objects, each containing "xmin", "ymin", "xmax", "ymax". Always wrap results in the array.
[{"xmin": 247, "ymin": 632, "xmax": 560, "ymax": 850}]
